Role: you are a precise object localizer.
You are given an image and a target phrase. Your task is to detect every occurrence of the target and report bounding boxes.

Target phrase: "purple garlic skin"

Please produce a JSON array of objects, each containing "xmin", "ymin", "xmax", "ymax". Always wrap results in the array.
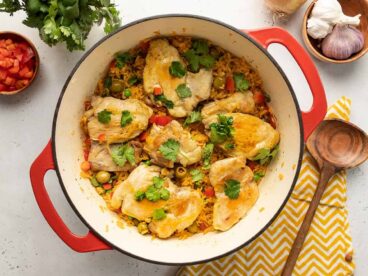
[{"xmin": 321, "ymin": 24, "xmax": 364, "ymax": 60}]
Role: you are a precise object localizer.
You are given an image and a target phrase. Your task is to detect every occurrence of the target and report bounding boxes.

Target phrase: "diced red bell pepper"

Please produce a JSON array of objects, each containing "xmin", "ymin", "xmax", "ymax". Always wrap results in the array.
[
  {"xmin": 225, "ymin": 76, "xmax": 235, "ymax": 92},
  {"xmin": 198, "ymin": 222, "xmax": 208, "ymax": 231},
  {"xmin": 253, "ymin": 91, "xmax": 265, "ymax": 105},
  {"xmin": 203, "ymin": 186, "xmax": 215, "ymax": 197},
  {"xmin": 139, "ymin": 131, "xmax": 148, "ymax": 142},
  {"xmin": 98, "ymin": 133, "xmax": 106, "ymax": 143},
  {"xmin": 149, "ymin": 115, "xmax": 172, "ymax": 126},
  {"xmin": 103, "ymin": 183, "xmax": 112, "ymax": 190},
  {"xmin": 153, "ymin": 86, "xmax": 162, "ymax": 95},
  {"xmin": 247, "ymin": 160, "xmax": 258, "ymax": 171}
]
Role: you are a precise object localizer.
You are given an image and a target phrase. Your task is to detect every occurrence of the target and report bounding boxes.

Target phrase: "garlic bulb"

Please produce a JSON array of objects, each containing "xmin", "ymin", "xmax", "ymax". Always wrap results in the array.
[
  {"xmin": 321, "ymin": 25, "xmax": 364, "ymax": 60},
  {"xmin": 307, "ymin": 0, "xmax": 361, "ymax": 39}
]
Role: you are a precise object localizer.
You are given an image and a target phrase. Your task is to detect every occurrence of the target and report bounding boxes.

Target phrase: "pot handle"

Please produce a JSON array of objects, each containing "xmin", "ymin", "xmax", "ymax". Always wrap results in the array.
[
  {"xmin": 244, "ymin": 27, "xmax": 327, "ymax": 141},
  {"xmin": 30, "ymin": 140, "xmax": 111, "ymax": 252}
]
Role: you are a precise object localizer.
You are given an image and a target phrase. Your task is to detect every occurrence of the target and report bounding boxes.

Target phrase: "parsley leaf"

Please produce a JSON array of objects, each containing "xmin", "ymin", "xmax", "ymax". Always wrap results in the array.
[
  {"xmin": 209, "ymin": 114, "xmax": 234, "ymax": 144},
  {"xmin": 97, "ymin": 109, "xmax": 112, "ymax": 124},
  {"xmin": 111, "ymin": 144, "xmax": 136, "ymax": 167},
  {"xmin": 190, "ymin": 169, "xmax": 204, "ymax": 187},
  {"xmin": 135, "ymin": 190, "xmax": 145, "ymax": 201},
  {"xmin": 184, "ymin": 111, "xmax": 202, "ymax": 126},
  {"xmin": 224, "ymin": 179, "xmax": 240, "ymax": 199},
  {"xmin": 159, "ymin": 139, "xmax": 180, "ymax": 162},
  {"xmin": 121, "ymin": 110, "xmax": 133, "ymax": 127},
  {"xmin": 115, "ymin": 52, "xmax": 134, "ymax": 69},
  {"xmin": 253, "ymin": 172, "xmax": 265, "ymax": 182},
  {"xmin": 233, "ymin": 73, "xmax": 249, "ymax": 91},
  {"xmin": 154, "ymin": 94, "xmax": 174, "ymax": 109},
  {"xmin": 169, "ymin": 61, "xmax": 187, "ymax": 78},
  {"xmin": 152, "ymin": 208, "xmax": 166, "ymax": 220},
  {"xmin": 202, "ymin": 143, "xmax": 214, "ymax": 169},
  {"xmin": 251, "ymin": 145, "xmax": 279, "ymax": 165},
  {"xmin": 176, "ymin": 84, "xmax": 192, "ymax": 98}
]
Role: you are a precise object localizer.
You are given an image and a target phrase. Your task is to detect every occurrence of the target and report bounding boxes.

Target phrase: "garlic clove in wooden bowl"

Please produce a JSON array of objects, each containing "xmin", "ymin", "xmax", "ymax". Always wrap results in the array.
[
  {"xmin": 302, "ymin": 0, "xmax": 368, "ymax": 64},
  {"xmin": 0, "ymin": 32, "xmax": 40, "ymax": 95}
]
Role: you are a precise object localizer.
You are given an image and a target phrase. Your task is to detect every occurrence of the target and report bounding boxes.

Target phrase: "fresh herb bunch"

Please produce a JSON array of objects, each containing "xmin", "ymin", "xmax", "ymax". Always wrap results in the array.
[{"xmin": 0, "ymin": 0, "xmax": 121, "ymax": 51}]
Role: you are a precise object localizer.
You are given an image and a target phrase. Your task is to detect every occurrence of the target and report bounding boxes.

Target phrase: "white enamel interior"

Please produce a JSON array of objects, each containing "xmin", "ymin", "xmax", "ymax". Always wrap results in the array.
[{"xmin": 54, "ymin": 16, "xmax": 302, "ymax": 264}]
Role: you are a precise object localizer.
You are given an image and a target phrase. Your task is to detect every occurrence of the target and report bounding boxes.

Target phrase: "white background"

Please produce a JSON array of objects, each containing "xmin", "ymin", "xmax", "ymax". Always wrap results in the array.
[{"xmin": 0, "ymin": 0, "xmax": 367, "ymax": 275}]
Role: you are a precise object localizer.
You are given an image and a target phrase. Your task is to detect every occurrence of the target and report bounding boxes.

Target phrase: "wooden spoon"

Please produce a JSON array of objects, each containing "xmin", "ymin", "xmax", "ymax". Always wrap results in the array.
[{"xmin": 282, "ymin": 119, "xmax": 368, "ymax": 276}]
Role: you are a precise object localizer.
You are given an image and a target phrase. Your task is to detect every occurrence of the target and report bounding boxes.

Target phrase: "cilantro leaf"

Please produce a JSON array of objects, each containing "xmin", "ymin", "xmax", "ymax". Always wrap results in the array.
[
  {"xmin": 152, "ymin": 208, "xmax": 166, "ymax": 220},
  {"xmin": 253, "ymin": 172, "xmax": 265, "ymax": 182},
  {"xmin": 159, "ymin": 139, "xmax": 180, "ymax": 162},
  {"xmin": 169, "ymin": 61, "xmax": 187, "ymax": 78},
  {"xmin": 121, "ymin": 110, "xmax": 133, "ymax": 127},
  {"xmin": 183, "ymin": 49, "xmax": 200, "ymax": 73},
  {"xmin": 251, "ymin": 145, "xmax": 279, "ymax": 165},
  {"xmin": 224, "ymin": 179, "xmax": 240, "ymax": 199},
  {"xmin": 135, "ymin": 190, "xmax": 145, "ymax": 201},
  {"xmin": 199, "ymin": 54, "xmax": 215, "ymax": 69},
  {"xmin": 160, "ymin": 189, "xmax": 170, "ymax": 200},
  {"xmin": 233, "ymin": 73, "xmax": 249, "ymax": 91},
  {"xmin": 153, "ymin": 176, "xmax": 164, "ymax": 189},
  {"xmin": 209, "ymin": 114, "xmax": 234, "ymax": 144},
  {"xmin": 184, "ymin": 111, "xmax": 202, "ymax": 126},
  {"xmin": 128, "ymin": 75, "xmax": 139, "ymax": 86},
  {"xmin": 190, "ymin": 169, "xmax": 204, "ymax": 187},
  {"xmin": 111, "ymin": 144, "xmax": 136, "ymax": 167},
  {"xmin": 115, "ymin": 52, "xmax": 134, "ymax": 69},
  {"xmin": 97, "ymin": 109, "xmax": 112, "ymax": 124},
  {"xmin": 176, "ymin": 84, "xmax": 192, "ymax": 99},
  {"xmin": 145, "ymin": 185, "xmax": 161, "ymax": 202},
  {"xmin": 202, "ymin": 143, "xmax": 214, "ymax": 169},
  {"xmin": 154, "ymin": 94, "xmax": 174, "ymax": 109},
  {"xmin": 192, "ymin": 40, "xmax": 209, "ymax": 55}
]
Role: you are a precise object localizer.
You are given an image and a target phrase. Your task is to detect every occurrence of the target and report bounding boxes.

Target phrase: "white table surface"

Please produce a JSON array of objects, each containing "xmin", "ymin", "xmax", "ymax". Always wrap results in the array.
[{"xmin": 0, "ymin": 0, "xmax": 367, "ymax": 275}]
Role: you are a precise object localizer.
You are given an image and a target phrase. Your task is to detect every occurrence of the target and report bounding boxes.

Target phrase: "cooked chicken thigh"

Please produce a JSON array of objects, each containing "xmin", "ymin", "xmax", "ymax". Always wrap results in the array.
[
  {"xmin": 110, "ymin": 165, "xmax": 203, "ymax": 236},
  {"xmin": 209, "ymin": 157, "xmax": 259, "ymax": 231},
  {"xmin": 88, "ymin": 142, "xmax": 142, "ymax": 172},
  {"xmin": 203, "ymin": 113, "xmax": 280, "ymax": 159},
  {"xmin": 144, "ymin": 120, "xmax": 202, "ymax": 168},
  {"xmin": 149, "ymin": 187, "xmax": 203, "ymax": 238},
  {"xmin": 201, "ymin": 92, "xmax": 255, "ymax": 119},
  {"xmin": 143, "ymin": 39, "xmax": 212, "ymax": 117},
  {"xmin": 87, "ymin": 96, "xmax": 153, "ymax": 144}
]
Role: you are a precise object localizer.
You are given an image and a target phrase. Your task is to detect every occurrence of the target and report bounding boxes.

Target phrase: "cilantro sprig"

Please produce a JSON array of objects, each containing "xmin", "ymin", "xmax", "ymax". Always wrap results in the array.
[
  {"xmin": 97, "ymin": 109, "xmax": 112, "ymax": 124},
  {"xmin": 121, "ymin": 110, "xmax": 133, "ymax": 127},
  {"xmin": 190, "ymin": 169, "xmax": 204, "ymax": 188},
  {"xmin": 153, "ymin": 208, "xmax": 166, "ymax": 220},
  {"xmin": 233, "ymin": 73, "xmax": 249, "ymax": 91},
  {"xmin": 224, "ymin": 179, "xmax": 240, "ymax": 199},
  {"xmin": 159, "ymin": 139, "xmax": 180, "ymax": 162},
  {"xmin": 209, "ymin": 114, "xmax": 235, "ymax": 144},
  {"xmin": 250, "ymin": 145, "xmax": 279, "ymax": 165},
  {"xmin": 183, "ymin": 39, "xmax": 216, "ymax": 72},
  {"xmin": 111, "ymin": 144, "xmax": 135, "ymax": 167},
  {"xmin": 169, "ymin": 61, "xmax": 186, "ymax": 78},
  {"xmin": 176, "ymin": 84, "xmax": 192, "ymax": 99},
  {"xmin": 184, "ymin": 111, "xmax": 202, "ymax": 126},
  {"xmin": 134, "ymin": 176, "xmax": 170, "ymax": 202},
  {"xmin": 202, "ymin": 143, "xmax": 214, "ymax": 169},
  {"xmin": 154, "ymin": 94, "xmax": 174, "ymax": 109}
]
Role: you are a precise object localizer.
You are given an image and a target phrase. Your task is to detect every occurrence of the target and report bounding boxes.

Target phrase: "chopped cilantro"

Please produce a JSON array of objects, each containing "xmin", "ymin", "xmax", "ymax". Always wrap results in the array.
[
  {"xmin": 111, "ymin": 144, "xmax": 135, "ymax": 167},
  {"xmin": 121, "ymin": 110, "xmax": 133, "ymax": 127},
  {"xmin": 199, "ymin": 54, "xmax": 215, "ymax": 69},
  {"xmin": 176, "ymin": 84, "xmax": 192, "ymax": 99},
  {"xmin": 159, "ymin": 139, "xmax": 180, "ymax": 162},
  {"xmin": 202, "ymin": 143, "xmax": 214, "ymax": 169},
  {"xmin": 192, "ymin": 40, "xmax": 209, "ymax": 55},
  {"xmin": 128, "ymin": 75, "xmax": 139, "ymax": 86},
  {"xmin": 115, "ymin": 52, "xmax": 134, "ymax": 69},
  {"xmin": 190, "ymin": 169, "xmax": 204, "ymax": 187},
  {"xmin": 183, "ymin": 49, "xmax": 200, "ymax": 72},
  {"xmin": 250, "ymin": 145, "xmax": 279, "ymax": 165},
  {"xmin": 97, "ymin": 109, "xmax": 112, "ymax": 124},
  {"xmin": 145, "ymin": 185, "xmax": 161, "ymax": 202},
  {"xmin": 169, "ymin": 61, "xmax": 187, "ymax": 78},
  {"xmin": 209, "ymin": 114, "xmax": 234, "ymax": 144},
  {"xmin": 160, "ymin": 189, "xmax": 170, "ymax": 200},
  {"xmin": 183, "ymin": 40, "xmax": 216, "ymax": 72},
  {"xmin": 224, "ymin": 143, "xmax": 235, "ymax": 150},
  {"xmin": 154, "ymin": 94, "xmax": 174, "ymax": 109},
  {"xmin": 233, "ymin": 73, "xmax": 249, "ymax": 91},
  {"xmin": 153, "ymin": 176, "xmax": 164, "ymax": 189},
  {"xmin": 224, "ymin": 179, "xmax": 240, "ymax": 199},
  {"xmin": 152, "ymin": 208, "xmax": 166, "ymax": 220},
  {"xmin": 135, "ymin": 190, "xmax": 145, "ymax": 201},
  {"xmin": 184, "ymin": 111, "xmax": 202, "ymax": 126},
  {"xmin": 253, "ymin": 172, "xmax": 265, "ymax": 182}
]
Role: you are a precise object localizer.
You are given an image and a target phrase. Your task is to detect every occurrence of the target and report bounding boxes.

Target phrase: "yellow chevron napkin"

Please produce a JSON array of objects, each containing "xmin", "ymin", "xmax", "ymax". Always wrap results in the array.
[{"xmin": 179, "ymin": 97, "xmax": 355, "ymax": 276}]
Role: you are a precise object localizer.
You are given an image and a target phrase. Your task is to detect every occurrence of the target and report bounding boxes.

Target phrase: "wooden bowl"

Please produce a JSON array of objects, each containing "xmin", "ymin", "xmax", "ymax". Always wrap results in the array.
[
  {"xmin": 302, "ymin": 0, "xmax": 368, "ymax": 64},
  {"xmin": 0, "ymin": 31, "xmax": 40, "ymax": 95}
]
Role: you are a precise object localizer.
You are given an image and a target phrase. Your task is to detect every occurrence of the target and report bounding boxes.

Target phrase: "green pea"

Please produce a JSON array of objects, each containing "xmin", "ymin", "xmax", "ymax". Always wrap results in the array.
[{"xmin": 123, "ymin": 89, "xmax": 132, "ymax": 98}]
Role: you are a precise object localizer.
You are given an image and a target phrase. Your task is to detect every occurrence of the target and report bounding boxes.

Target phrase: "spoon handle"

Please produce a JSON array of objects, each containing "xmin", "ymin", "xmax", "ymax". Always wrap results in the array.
[{"xmin": 281, "ymin": 165, "xmax": 336, "ymax": 276}]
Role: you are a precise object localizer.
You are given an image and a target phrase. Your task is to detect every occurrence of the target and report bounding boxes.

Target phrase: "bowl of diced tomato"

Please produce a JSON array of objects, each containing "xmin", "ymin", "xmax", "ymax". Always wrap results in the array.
[{"xmin": 0, "ymin": 32, "xmax": 39, "ymax": 95}]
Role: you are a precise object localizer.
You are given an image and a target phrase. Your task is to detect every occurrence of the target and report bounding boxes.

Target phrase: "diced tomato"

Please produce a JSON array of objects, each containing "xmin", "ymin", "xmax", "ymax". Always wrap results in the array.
[
  {"xmin": 198, "ymin": 222, "xmax": 208, "ymax": 231},
  {"xmin": 81, "ymin": 161, "xmax": 91, "ymax": 171},
  {"xmin": 84, "ymin": 100, "xmax": 92, "ymax": 111},
  {"xmin": 253, "ymin": 91, "xmax": 265, "ymax": 105},
  {"xmin": 4, "ymin": 76, "xmax": 15, "ymax": 86},
  {"xmin": 24, "ymin": 69, "xmax": 33, "ymax": 79},
  {"xmin": 0, "ymin": 48, "xmax": 10, "ymax": 57},
  {"xmin": 225, "ymin": 76, "xmax": 235, "ymax": 92},
  {"xmin": 149, "ymin": 115, "xmax": 172, "ymax": 126},
  {"xmin": 5, "ymin": 39, "xmax": 12, "ymax": 45},
  {"xmin": 18, "ymin": 67, "xmax": 28, "ymax": 78},
  {"xmin": 0, "ymin": 57, "xmax": 13, "ymax": 68},
  {"xmin": 8, "ymin": 59, "xmax": 20, "ymax": 74},
  {"xmin": 203, "ymin": 186, "xmax": 215, "ymax": 197},
  {"xmin": 6, "ymin": 43, "xmax": 16, "ymax": 51},
  {"xmin": 103, "ymin": 183, "xmax": 112, "ymax": 190},
  {"xmin": 139, "ymin": 131, "xmax": 148, "ymax": 142},
  {"xmin": 153, "ymin": 86, "xmax": 162, "ymax": 95},
  {"xmin": 247, "ymin": 160, "xmax": 258, "ymax": 171},
  {"xmin": 0, "ymin": 83, "xmax": 7, "ymax": 91},
  {"xmin": 0, "ymin": 69, "xmax": 7, "ymax": 81},
  {"xmin": 98, "ymin": 133, "xmax": 106, "ymax": 143},
  {"xmin": 22, "ymin": 46, "xmax": 34, "ymax": 64},
  {"xmin": 109, "ymin": 60, "xmax": 116, "ymax": 69}
]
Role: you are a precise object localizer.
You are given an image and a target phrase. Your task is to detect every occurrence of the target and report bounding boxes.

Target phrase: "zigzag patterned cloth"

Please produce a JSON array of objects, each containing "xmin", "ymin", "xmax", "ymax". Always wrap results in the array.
[{"xmin": 179, "ymin": 97, "xmax": 355, "ymax": 276}]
